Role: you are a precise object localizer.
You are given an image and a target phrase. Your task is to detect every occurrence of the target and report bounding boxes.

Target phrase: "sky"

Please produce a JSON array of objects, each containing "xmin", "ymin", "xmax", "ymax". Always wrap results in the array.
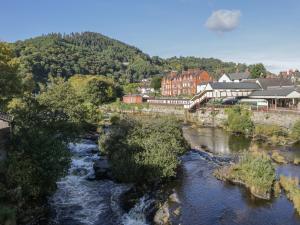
[{"xmin": 1, "ymin": 0, "xmax": 300, "ymax": 74}]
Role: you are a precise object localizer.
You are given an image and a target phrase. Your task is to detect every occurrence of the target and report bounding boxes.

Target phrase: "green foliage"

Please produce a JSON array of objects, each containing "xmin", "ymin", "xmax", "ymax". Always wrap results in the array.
[
  {"xmin": 69, "ymin": 74, "xmax": 119, "ymax": 105},
  {"xmin": 254, "ymin": 124, "xmax": 288, "ymax": 145},
  {"xmin": 0, "ymin": 42, "xmax": 22, "ymax": 105},
  {"xmin": 249, "ymin": 63, "xmax": 267, "ymax": 78},
  {"xmin": 100, "ymin": 117, "xmax": 189, "ymax": 184},
  {"xmin": 7, "ymin": 129, "xmax": 70, "ymax": 201},
  {"xmin": 123, "ymin": 83, "xmax": 140, "ymax": 94},
  {"xmin": 291, "ymin": 120, "xmax": 300, "ymax": 141},
  {"xmin": 150, "ymin": 76, "xmax": 162, "ymax": 91},
  {"xmin": 280, "ymin": 176, "xmax": 300, "ymax": 215},
  {"xmin": 164, "ymin": 57, "xmax": 249, "ymax": 79},
  {"xmin": 225, "ymin": 106, "xmax": 254, "ymax": 135},
  {"xmin": 12, "ymin": 32, "xmax": 266, "ymax": 84},
  {"xmin": 38, "ymin": 76, "xmax": 106, "ymax": 125},
  {"xmin": 232, "ymin": 153, "xmax": 275, "ymax": 195},
  {"xmin": 13, "ymin": 32, "xmax": 158, "ymax": 83},
  {"xmin": 1, "ymin": 94, "xmax": 73, "ymax": 222}
]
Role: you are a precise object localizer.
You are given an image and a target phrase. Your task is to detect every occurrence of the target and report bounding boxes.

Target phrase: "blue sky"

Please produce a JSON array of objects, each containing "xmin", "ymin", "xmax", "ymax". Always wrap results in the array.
[{"xmin": 1, "ymin": 0, "xmax": 300, "ymax": 73}]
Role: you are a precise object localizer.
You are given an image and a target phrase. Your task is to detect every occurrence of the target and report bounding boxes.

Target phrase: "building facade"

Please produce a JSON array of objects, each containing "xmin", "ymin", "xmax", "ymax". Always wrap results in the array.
[
  {"xmin": 123, "ymin": 94, "xmax": 143, "ymax": 104},
  {"xmin": 161, "ymin": 69, "xmax": 212, "ymax": 96}
]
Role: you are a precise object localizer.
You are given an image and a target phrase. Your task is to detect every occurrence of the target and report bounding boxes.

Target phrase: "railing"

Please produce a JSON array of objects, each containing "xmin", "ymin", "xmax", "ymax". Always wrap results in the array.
[
  {"xmin": 0, "ymin": 112, "xmax": 12, "ymax": 122},
  {"xmin": 188, "ymin": 90, "xmax": 210, "ymax": 109}
]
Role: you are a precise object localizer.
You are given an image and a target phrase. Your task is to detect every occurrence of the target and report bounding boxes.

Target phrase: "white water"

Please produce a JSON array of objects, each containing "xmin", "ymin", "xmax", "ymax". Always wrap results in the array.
[{"xmin": 50, "ymin": 140, "xmax": 150, "ymax": 225}]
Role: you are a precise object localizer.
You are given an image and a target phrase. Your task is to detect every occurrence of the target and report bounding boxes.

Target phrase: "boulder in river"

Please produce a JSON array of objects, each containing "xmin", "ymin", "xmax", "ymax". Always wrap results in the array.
[
  {"xmin": 93, "ymin": 157, "xmax": 113, "ymax": 180},
  {"xmin": 154, "ymin": 202, "xmax": 169, "ymax": 225}
]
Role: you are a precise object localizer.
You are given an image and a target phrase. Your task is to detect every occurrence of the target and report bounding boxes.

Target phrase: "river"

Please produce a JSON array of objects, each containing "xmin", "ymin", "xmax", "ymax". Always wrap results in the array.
[{"xmin": 49, "ymin": 125, "xmax": 300, "ymax": 225}]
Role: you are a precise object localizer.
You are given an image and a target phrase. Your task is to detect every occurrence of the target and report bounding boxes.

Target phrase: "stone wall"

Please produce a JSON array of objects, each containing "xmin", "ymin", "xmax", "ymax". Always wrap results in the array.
[{"xmin": 128, "ymin": 105, "xmax": 300, "ymax": 129}]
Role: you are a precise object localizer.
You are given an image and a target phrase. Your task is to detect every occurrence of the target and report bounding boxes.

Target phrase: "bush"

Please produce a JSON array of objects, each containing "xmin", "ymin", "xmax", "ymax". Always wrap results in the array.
[
  {"xmin": 100, "ymin": 117, "xmax": 189, "ymax": 184},
  {"xmin": 280, "ymin": 176, "xmax": 300, "ymax": 215},
  {"xmin": 232, "ymin": 154, "xmax": 275, "ymax": 195},
  {"xmin": 225, "ymin": 106, "xmax": 254, "ymax": 135},
  {"xmin": 291, "ymin": 120, "xmax": 300, "ymax": 142},
  {"xmin": 254, "ymin": 124, "xmax": 288, "ymax": 145},
  {"xmin": 215, "ymin": 153, "xmax": 275, "ymax": 198}
]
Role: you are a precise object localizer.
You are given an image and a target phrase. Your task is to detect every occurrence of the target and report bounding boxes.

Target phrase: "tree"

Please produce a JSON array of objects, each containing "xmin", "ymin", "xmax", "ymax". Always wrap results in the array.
[
  {"xmin": 225, "ymin": 106, "xmax": 254, "ymax": 135},
  {"xmin": 123, "ymin": 83, "xmax": 140, "ymax": 94},
  {"xmin": 249, "ymin": 63, "xmax": 267, "ymax": 79},
  {"xmin": 150, "ymin": 76, "xmax": 162, "ymax": 91},
  {"xmin": 100, "ymin": 117, "xmax": 189, "ymax": 184},
  {"xmin": 0, "ymin": 42, "xmax": 22, "ymax": 104}
]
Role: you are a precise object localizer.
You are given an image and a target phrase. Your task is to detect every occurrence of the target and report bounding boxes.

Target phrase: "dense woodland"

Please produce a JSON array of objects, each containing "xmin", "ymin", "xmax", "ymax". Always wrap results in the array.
[{"xmin": 11, "ymin": 32, "xmax": 264, "ymax": 86}]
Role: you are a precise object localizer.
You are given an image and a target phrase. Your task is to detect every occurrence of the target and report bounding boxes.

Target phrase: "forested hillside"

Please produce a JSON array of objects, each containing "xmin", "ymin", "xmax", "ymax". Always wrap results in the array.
[{"xmin": 12, "ymin": 32, "xmax": 255, "ymax": 84}]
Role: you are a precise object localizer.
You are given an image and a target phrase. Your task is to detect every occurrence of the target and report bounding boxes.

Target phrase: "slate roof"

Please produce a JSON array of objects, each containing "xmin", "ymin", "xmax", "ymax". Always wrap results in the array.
[
  {"xmin": 250, "ymin": 87, "xmax": 300, "ymax": 97},
  {"xmin": 257, "ymin": 78, "xmax": 293, "ymax": 90},
  {"xmin": 227, "ymin": 72, "xmax": 250, "ymax": 81},
  {"xmin": 209, "ymin": 82, "xmax": 261, "ymax": 90}
]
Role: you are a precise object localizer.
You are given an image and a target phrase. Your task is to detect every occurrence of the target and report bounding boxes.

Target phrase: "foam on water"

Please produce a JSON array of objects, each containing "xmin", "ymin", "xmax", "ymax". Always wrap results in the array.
[{"xmin": 50, "ymin": 140, "xmax": 149, "ymax": 225}]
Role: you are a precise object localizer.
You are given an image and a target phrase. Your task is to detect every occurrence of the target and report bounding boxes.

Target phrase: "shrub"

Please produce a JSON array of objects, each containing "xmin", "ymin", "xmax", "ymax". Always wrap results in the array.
[
  {"xmin": 280, "ymin": 176, "xmax": 300, "ymax": 215},
  {"xmin": 232, "ymin": 153, "xmax": 275, "ymax": 196},
  {"xmin": 100, "ymin": 116, "xmax": 189, "ymax": 184},
  {"xmin": 254, "ymin": 124, "xmax": 288, "ymax": 145},
  {"xmin": 291, "ymin": 120, "xmax": 300, "ymax": 142},
  {"xmin": 225, "ymin": 106, "xmax": 254, "ymax": 135}
]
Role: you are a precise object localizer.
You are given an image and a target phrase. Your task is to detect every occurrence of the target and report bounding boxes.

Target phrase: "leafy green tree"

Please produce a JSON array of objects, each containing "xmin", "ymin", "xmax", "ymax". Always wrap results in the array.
[
  {"xmin": 123, "ymin": 83, "xmax": 140, "ymax": 94},
  {"xmin": 100, "ymin": 117, "xmax": 189, "ymax": 184},
  {"xmin": 249, "ymin": 63, "xmax": 267, "ymax": 78},
  {"xmin": 150, "ymin": 76, "xmax": 162, "ymax": 91},
  {"xmin": 0, "ymin": 42, "xmax": 22, "ymax": 104},
  {"xmin": 3, "ymin": 94, "xmax": 73, "ymax": 222},
  {"xmin": 225, "ymin": 106, "xmax": 254, "ymax": 135}
]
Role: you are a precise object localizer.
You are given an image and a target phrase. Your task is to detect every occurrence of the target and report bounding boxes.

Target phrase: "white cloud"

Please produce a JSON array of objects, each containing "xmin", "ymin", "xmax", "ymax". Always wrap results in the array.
[{"xmin": 205, "ymin": 10, "xmax": 241, "ymax": 33}]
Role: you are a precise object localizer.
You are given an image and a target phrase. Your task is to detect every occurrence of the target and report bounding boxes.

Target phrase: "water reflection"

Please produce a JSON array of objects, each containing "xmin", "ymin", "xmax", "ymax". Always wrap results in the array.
[
  {"xmin": 182, "ymin": 124, "xmax": 251, "ymax": 155},
  {"xmin": 173, "ymin": 156, "xmax": 300, "ymax": 225}
]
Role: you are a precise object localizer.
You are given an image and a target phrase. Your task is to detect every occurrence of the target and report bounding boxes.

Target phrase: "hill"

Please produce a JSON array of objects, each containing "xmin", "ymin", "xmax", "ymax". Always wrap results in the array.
[
  {"xmin": 12, "ymin": 32, "xmax": 255, "ymax": 84},
  {"xmin": 13, "ymin": 32, "xmax": 161, "ymax": 83}
]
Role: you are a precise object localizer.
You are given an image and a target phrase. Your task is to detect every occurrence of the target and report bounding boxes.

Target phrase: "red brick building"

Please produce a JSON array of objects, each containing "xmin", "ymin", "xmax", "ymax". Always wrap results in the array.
[
  {"xmin": 122, "ymin": 94, "xmax": 143, "ymax": 104},
  {"xmin": 161, "ymin": 69, "xmax": 212, "ymax": 96}
]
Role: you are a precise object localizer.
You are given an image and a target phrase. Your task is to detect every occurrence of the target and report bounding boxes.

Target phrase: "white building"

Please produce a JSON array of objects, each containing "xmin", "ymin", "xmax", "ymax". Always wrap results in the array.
[{"xmin": 218, "ymin": 72, "xmax": 250, "ymax": 83}]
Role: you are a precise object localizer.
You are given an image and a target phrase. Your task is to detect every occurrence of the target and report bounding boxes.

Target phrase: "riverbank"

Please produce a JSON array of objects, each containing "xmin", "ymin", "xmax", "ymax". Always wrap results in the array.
[{"xmin": 109, "ymin": 104, "xmax": 300, "ymax": 129}]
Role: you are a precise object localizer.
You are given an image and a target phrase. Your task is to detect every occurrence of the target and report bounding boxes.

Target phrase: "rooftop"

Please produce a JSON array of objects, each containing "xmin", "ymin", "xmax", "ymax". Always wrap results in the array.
[
  {"xmin": 257, "ymin": 78, "xmax": 293, "ymax": 90},
  {"xmin": 209, "ymin": 82, "xmax": 261, "ymax": 90},
  {"xmin": 227, "ymin": 72, "xmax": 250, "ymax": 81},
  {"xmin": 250, "ymin": 87, "xmax": 300, "ymax": 98}
]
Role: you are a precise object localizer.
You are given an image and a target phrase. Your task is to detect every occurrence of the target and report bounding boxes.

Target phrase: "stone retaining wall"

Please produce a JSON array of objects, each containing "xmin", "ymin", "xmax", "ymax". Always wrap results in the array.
[{"xmin": 125, "ymin": 105, "xmax": 300, "ymax": 129}]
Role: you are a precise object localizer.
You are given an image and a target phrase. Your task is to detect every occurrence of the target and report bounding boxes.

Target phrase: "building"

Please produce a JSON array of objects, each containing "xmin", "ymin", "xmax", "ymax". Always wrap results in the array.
[
  {"xmin": 249, "ymin": 87, "xmax": 300, "ymax": 109},
  {"xmin": 256, "ymin": 78, "xmax": 294, "ymax": 90},
  {"xmin": 161, "ymin": 69, "xmax": 212, "ymax": 96},
  {"xmin": 218, "ymin": 72, "xmax": 250, "ymax": 83},
  {"xmin": 122, "ymin": 94, "xmax": 143, "ymax": 104}
]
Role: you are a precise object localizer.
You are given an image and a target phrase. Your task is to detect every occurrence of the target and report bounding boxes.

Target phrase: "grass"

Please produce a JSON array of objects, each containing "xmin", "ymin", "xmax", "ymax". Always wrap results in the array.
[
  {"xmin": 215, "ymin": 153, "xmax": 275, "ymax": 199},
  {"xmin": 254, "ymin": 124, "xmax": 288, "ymax": 145},
  {"xmin": 271, "ymin": 151, "xmax": 288, "ymax": 164},
  {"xmin": 280, "ymin": 176, "xmax": 300, "ymax": 215}
]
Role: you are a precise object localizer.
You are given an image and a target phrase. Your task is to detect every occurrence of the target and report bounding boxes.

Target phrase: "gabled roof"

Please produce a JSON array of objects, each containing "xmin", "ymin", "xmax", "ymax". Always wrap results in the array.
[
  {"xmin": 250, "ymin": 87, "xmax": 300, "ymax": 98},
  {"xmin": 257, "ymin": 78, "xmax": 293, "ymax": 90},
  {"xmin": 227, "ymin": 72, "xmax": 250, "ymax": 81},
  {"xmin": 209, "ymin": 82, "xmax": 261, "ymax": 90}
]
